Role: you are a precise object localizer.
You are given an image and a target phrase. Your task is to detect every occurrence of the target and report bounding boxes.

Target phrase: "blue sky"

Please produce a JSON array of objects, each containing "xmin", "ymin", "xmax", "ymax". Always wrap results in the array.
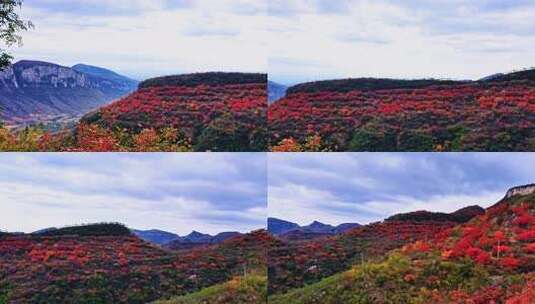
[
  {"xmin": 268, "ymin": 0, "xmax": 535, "ymax": 85},
  {"xmin": 268, "ymin": 153, "xmax": 535, "ymax": 226},
  {"xmin": 0, "ymin": 153, "xmax": 266, "ymax": 234},
  {"xmin": 13, "ymin": 0, "xmax": 267, "ymax": 80}
]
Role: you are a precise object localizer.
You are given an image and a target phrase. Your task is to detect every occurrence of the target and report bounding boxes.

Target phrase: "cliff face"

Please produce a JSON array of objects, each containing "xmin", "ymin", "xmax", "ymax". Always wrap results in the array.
[
  {"xmin": 505, "ymin": 184, "xmax": 535, "ymax": 199},
  {"xmin": 1, "ymin": 61, "xmax": 88, "ymax": 89},
  {"xmin": 0, "ymin": 60, "xmax": 137, "ymax": 124}
]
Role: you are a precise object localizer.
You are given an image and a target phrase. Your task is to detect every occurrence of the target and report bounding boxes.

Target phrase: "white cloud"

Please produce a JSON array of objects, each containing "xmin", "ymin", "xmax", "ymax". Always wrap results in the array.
[
  {"xmin": 268, "ymin": 153, "xmax": 535, "ymax": 226},
  {"xmin": 268, "ymin": 0, "xmax": 535, "ymax": 84},
  {"xmin": 14, "ymin": 0, "xmax": 267, "ymax": 80},
  {"xmin": 0, "ymin": 153, "xmax": 266, "ymax": 234}
]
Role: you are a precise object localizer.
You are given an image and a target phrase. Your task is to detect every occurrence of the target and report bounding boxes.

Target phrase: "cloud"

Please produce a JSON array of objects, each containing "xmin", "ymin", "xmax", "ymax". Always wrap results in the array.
[
  {"xmin": 268, "ymin": 0, "xmax": 535, "ymax": 84},
  {"xmin": 268, "ymin": 153, "xmax": 535, "ymax": 226},
  {"xmin": 0, "ymin": 153, "xmax": 266, "ymax": 235},
  {"xmin": 15, "ymin": 0, "xmax": 267, "ymax": 80}
]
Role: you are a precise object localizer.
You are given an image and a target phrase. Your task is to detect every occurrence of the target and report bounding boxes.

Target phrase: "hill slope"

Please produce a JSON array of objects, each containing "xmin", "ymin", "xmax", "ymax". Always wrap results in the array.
[
  {"xmin": 269, "ymin": 75, "xmax": 535, "ymax": 152},
  {"xmin": 153, "ymin": 275, "xmax": 267, "ymax": 304},
  {"xmin": 269, "ymin": 205, "xmax": 482, "ymax": 294},
  {"xmin": 270, "ymin": 185, "xmax": 535, "ymax": 303},
  {"xmin": 0, "ymin": 224, "xmax": 271, "ymax": 303},
  {"xmin": 80, "ymin": 72, "xmax": 267, "ymax": 152},
  {"xmin": 0, "ymin": 60, "xmax": 137, "ymax": 126}
]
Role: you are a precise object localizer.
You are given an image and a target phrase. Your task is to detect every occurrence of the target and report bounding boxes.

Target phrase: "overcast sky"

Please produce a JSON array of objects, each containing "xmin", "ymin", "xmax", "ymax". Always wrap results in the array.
[
  {"xmin": 268, "ymin": 153, "xmax": 535, "ymax": 226},
  {"xmin": 0, "ymin": 153, "xmax": 266, "ymax": 234},
  {"xmin": 10, "ymin": 1, "xmax": 535, "ymax": 84},
  {"xmin": 13, "ymin": 0, "xmax": 267, "ymax": 80},
  {"xmin": 268, "ymin": 0, "xmax": 535, "ymax": 85}
]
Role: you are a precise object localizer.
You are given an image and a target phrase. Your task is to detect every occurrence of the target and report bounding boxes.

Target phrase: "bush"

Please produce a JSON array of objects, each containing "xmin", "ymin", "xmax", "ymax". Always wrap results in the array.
[{"xmin": 397, "ymin": 130, "xmax": 434, "ymax": 151}]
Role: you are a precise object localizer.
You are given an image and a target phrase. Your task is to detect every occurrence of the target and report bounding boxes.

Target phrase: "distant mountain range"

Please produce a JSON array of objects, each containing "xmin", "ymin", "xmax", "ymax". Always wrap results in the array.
[
  {"xmin": 269, "ymin": 205, "xmax": 486, "ymax": 241},
  {"xmin": 268, "ymin": 80, "xmax": 287, "ymax": 104},
  {"xmin": 27, "ymin": 226, "xmax": 242, "ymax": 249},
  {"xmin": 132, "ymin": 229, "xmax": 241, "ymax": 249},
  {"xmin": 268, "ymin": 217, "xmax": 360, "ymax": 240},
  {"xmin": 0, "ymin": 60, "xmax": 138, "ymax": 126}
]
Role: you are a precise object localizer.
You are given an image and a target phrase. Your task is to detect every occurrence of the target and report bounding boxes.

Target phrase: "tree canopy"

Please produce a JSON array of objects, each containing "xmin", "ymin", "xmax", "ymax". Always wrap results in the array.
[{"xmin": 0, "ymin": 0, "xmax": 33, "ymax": 69}]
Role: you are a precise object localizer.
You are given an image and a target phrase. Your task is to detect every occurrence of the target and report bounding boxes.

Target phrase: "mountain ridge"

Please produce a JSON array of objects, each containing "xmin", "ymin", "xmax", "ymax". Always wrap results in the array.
[{"xmin": 0, "ymin": 60, "xmax": 138, "ymax": 126}]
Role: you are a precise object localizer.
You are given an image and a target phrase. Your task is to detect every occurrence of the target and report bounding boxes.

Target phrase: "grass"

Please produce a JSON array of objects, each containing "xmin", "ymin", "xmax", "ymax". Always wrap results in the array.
[{"xmin": 154, "ymin": 275, "xmax": 267, "ymax": 304}]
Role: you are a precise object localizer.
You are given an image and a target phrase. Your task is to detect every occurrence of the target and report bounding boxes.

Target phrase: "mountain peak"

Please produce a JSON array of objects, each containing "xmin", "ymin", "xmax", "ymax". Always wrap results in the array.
[{"xmin": 308, "ymin": 221, "xmax": 327, "ymax": 228}]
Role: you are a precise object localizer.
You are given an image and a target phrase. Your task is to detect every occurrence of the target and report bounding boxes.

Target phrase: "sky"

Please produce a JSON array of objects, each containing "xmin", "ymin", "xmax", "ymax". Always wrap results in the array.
[
  {"xmin": 12, "ymin": 0, "xmax": 268, "ymax": 80},
  {"xmin": 268, "ymin": 153, "xmax": 535, "ymax": 226},
  {"xmin": 0, "ymin": 153, "xmax": 267, "ymax": 235},
  {"xmin": 10, "ymin": 1, "xmax": 535, "ymax": 85},
  {"xmin": 268, "ymin": 0, "xmax": 535, "ymax": 85}
]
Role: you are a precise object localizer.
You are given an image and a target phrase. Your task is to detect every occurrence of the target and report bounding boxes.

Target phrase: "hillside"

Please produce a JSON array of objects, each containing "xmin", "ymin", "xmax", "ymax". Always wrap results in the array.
[
  {"xmin": 385, "ymin": 205, "xmax": 485, "ymax": 223},
  {"xmin": 153, "ymin": 275, "xmax": 267, "ymax": 304},
  {"xmin": 0, "ymin": 224, "xmax": 271, "ymax": 303},
  {"xmin": 0, "ymin": 60, "xmax": 137, "ymax": 127},
  {"xmin": 269, "ymin": 75, "xmax": 535, "ymax": 152},
  {"xmin": 270, "ymin": 184, "xmax": 535, "ymax": 303},
  {"xmin": 269, "ymin": 205, "xmax": 484, "ymax": 294},
  {"xmin": 78, "ymin": 72, "xmax": 267, "ymax": 152}
]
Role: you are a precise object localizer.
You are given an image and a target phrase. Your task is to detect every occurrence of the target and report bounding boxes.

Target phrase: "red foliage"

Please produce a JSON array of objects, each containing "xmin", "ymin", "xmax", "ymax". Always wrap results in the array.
[
  {"xmin": 97, "ymin": 83, "xmax": 266, "ymax": 137},
  {"xmin": 499, "ymin": 257, "xmax": 520, "ymax": 269},
  {"xmin": 268, "ymin": 81, "xmax": 535, "ymax": 150}
]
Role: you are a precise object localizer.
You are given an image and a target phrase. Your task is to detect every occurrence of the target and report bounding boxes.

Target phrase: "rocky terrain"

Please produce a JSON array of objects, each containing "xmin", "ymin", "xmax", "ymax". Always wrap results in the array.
[{"xmin": 0, "ymin": 60, "xmax": 137, "ymax": 128}]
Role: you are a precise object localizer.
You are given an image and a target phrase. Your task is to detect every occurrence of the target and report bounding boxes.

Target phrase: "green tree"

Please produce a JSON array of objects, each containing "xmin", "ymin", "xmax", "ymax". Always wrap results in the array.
[
  {"xmin": 348, "ymin": 127, "xmax": 397, "ymax": 152},
  {"xmin": 0, "ymin": 0, "xmax": 33, "ymax": 69},
  {"xmin": 398, "ymin": 130, "xmax": 434, "ymax": 151},
  {"xmin": 194, "ymin": 112, "xmax": 251, "ymax": 152}
]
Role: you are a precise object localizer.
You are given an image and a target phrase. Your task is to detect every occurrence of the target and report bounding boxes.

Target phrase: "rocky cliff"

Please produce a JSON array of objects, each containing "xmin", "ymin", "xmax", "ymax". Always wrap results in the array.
[
  {"xmin": 505, "ymin": 183, "xmax": 535, "ymax": 199},
  {"xmin": 0, "ymin": 60, "xmax": 137, "ymax": 125}
]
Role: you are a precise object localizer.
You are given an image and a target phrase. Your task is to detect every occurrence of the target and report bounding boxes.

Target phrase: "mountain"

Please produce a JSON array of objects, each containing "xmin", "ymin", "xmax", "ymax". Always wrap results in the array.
[
  {"xmin": 79, "ymin": 72, "xmax": 267, "ymax": 152},
  {"xmin": 72, "ymin": 64, "xmax": 138, "ymax": 86},
  {"xmin": 268, "ymin": 218, "xmax": 300, "ymax": 235},
  {"xmin": 133, "ymin": 229, "xmax": 242, "ymax": 248},
  {"xmin": 269, "ymin": 75, "xmax": 535, "ymax": 152},
  {"xmin": 268, "ymin": 217, "xmax": 361, "ymax": 241},
  {"xmin": 0, "ymin": 224, "xmax": 271, "ymax": 303},
  {"xmin": 385, "ymin": 205, "xmax": 485, "ymax": 223},
  {"xmin": 165, "ymin": 230, "xmax": 242, "ymax": 250},
  {"xmin": 481, "ymin": 67, "xmax": 535, "ymax": 82},
  {"xmin": 268, "ymin": 80, "xmax": 287, "ymax": 104},
  {"xmin": 184, "ymin": 230, "xmax": 213, "ymax": 243},
  {"xmin": 0, "ymin": 60, "xmax": 138, "ymax": 126},
  {"xmin": 270, "ymin": 184, "xmax": 535, "ymax": 303},
  {"xmin": 31, "ymin": 227, "xmax": 58, "ymax": 234},
  {"xmin": 478, "ymin": 72, "xmax": 505, "ymax": 81},
  {"xmin": 132, "ymin": 229, "xmax": 180, "ymax": 245}
]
